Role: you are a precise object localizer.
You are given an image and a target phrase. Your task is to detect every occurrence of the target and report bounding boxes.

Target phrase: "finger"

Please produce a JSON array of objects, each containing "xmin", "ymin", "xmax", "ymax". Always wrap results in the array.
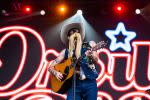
[
  {"xmin": 57, "ymin": 73, "xmax": 63, "ymax": 78},
  {"xmin": 57, "ymin": 75, "xmax": 62, "ymax": 79},
  {"xmin": 59, "ymin": 74, "xmax": 63, "ymax": 79},
  {"xmin": 85, "ymin": 51, "xmax": 89, "ymax": 56},
  {"xmin": 56, "ymin": 76, "xmax": 62, "ymax": 81}
]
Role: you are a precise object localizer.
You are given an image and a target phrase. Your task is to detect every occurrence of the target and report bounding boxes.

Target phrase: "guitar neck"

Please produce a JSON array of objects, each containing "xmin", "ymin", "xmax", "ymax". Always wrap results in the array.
[
  {"xmin": 76, "ymin": 47, "xmax": 95, "ymax": 63},
  {"xmin": 75, "ymin": 41, "xmax": 107, "ymax": 63}
]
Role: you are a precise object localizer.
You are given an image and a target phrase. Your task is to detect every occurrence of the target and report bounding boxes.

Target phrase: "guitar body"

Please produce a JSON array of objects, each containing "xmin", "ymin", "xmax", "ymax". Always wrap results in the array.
[{"xmin": 50, "ymin": 58, "xmax": 74, "ymax": 94}]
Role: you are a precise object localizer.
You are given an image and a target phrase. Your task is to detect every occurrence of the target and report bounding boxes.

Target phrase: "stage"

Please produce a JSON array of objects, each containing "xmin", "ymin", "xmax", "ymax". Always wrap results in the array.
[{"xmin": 0, "ymin": 0, "xmax": 150, "ymax": 100}]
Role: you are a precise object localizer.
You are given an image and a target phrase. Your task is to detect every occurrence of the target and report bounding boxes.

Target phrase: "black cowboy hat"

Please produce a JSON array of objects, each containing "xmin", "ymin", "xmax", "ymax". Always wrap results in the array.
[{"xmin": 60, "ymin": 23, "xmax": 85, "ymax": 45}]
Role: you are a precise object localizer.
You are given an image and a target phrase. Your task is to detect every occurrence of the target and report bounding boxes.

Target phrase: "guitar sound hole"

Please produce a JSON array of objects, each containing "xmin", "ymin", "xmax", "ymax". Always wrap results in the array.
[
  {"xmin": 60, "ymin": 66, "xmax": 70, "ymax": 81},
  {"xmin": 64, "ymin": 66, "xmax": 69, "ymax": 75}
]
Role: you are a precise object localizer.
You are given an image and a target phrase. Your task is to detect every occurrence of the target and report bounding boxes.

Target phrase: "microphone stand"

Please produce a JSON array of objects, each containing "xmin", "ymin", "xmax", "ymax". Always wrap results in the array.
[{"xmin": 73, "ymin": 37, "xmax": 77, "ymax": 100}]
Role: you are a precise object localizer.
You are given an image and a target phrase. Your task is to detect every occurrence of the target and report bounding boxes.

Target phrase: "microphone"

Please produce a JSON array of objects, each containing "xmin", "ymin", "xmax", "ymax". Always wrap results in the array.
[
  {"xmin": 74, "ymin": 36, "xmax": 77, "ymax": 41},
  {"xmin": 74, "ymin": 36, "xmax": 77, "ymax": 50}
]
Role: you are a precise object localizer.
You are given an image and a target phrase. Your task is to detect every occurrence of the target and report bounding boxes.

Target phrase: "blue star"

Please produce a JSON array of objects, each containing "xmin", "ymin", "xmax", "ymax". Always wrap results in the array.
[{"xmin": 105, "ymin": 22, "xmax": 136, "ymax": 52}]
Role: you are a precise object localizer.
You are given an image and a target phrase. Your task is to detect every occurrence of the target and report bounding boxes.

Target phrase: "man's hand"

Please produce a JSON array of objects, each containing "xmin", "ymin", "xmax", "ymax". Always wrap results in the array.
[
  {"xmin": 54, "ymin": 71, "xmax": 64, "ymax": 81},
  {"xmin": 85, "ymin": 50, "xmax": 91, "ymax": 57},
  {"xmin": 48, "ymin": 66, "xmax": 64, "ymax": 81},
  {"xmin": 85, "ymin": 50, "xmax": 98, "ymax": 62}
]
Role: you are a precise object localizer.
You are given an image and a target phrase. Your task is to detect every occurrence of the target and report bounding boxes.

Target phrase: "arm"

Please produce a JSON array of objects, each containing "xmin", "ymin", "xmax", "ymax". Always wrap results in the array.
[{"xmin": 48, "ymin": 49, "xmax": 65, "ymax": 81}]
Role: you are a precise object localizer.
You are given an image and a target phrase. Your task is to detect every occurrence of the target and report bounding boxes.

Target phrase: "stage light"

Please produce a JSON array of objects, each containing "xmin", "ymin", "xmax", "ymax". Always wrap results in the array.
[
  {"xmin": 40, "ymin": 10, "xmax": 45, "ymax": 15},
  {"xmin": 114, "ymin": 3, "xmax": 125, "ymax": 14},
  {"xmin": 24, "ymin": 6, "xmax": 32, "ymax": 13},
  {"xmin": 0, "ymin": 60, "xmax": 2, "ymax": 68},
  {"xmin": 117, "ymin": 6, "xmax": 122, "ymax": 11},
  {"xmin": 1, "ymin": 9, "xmax": 9, "ymax": 16},
  {"xmin": 135, "ymin": 9, "xmax": 141, "ymax": 14},
  {"xmin": 26, "ymin": 7, "xmax": 30, "ymax": 12},
  {"xmin": 77, "ymin": 10, "xmax": 82, "ymax": 15},
  {"xmin": 59, "ymin": 5, "xmax": 66, "ymax": 13},
  {"xmin": 60, "ymin": 7, "xmax": 65, "ymax": 12}
]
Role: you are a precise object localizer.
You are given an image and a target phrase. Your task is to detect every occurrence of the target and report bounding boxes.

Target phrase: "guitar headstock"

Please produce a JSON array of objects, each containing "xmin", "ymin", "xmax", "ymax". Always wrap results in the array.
[{"xmin": 92, "ymin": 41, "xmax": 108, "ymax": 51}]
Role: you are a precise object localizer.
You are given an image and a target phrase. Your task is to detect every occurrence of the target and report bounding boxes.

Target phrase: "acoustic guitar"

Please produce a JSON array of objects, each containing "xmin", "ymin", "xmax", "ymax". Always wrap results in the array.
[{"xmin": 50, "ymin": 41, "xmax": 107, "ymax": 94}]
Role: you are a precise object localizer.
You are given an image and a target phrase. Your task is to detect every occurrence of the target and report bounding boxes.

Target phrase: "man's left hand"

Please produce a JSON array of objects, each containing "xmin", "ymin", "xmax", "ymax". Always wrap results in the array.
[{"xmin": 85, "ymin": 50, "xmax": 98, "ymax": 62}]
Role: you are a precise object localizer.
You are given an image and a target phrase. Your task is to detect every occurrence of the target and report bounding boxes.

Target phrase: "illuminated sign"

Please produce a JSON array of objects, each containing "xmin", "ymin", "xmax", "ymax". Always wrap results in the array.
[
  {"xmin": 105, "ymin": 22, "xmax": 136, "ymax": 52},
  {"xmin": 0, "ymin": 24, "xmax": 150, "ymax": 99}
]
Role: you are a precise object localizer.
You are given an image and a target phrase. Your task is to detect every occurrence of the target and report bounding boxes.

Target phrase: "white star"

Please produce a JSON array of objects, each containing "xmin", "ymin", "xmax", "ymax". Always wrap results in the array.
[{"xmin": 105, "ymin": 22, "xmax": 136, "ymax": 52}]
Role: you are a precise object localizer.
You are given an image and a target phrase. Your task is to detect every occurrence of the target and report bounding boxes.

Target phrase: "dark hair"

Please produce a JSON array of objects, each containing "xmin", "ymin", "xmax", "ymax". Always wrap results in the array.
[{"xmin": 67, "ymin": 28, "xmax": 80, "ymax": 37}]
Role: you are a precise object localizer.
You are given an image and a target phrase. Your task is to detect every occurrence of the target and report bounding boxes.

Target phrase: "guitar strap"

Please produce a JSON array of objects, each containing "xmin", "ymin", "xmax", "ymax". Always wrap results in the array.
[{"xmin": 64, "ymin": 49, "xmax": 69, "ymax": 60}]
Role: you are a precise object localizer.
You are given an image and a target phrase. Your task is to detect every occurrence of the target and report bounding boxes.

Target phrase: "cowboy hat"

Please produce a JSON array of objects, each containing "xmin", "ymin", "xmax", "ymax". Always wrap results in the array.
[{"xmin": 60, "ymin": 23, "xmax": 85, "ymax": 45}]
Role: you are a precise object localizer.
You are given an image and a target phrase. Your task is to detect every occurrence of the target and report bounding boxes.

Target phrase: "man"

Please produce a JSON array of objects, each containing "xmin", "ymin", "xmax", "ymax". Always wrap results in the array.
[{"xmin": 48, "ymin": 23, "xmax": 98, "ymax": 100}]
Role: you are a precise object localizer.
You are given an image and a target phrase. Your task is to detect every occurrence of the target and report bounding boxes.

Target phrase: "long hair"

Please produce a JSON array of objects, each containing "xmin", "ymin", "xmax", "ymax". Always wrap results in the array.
[{"xmin": 68, "ymin": 32, "xmax": 82, "ymax": 59}]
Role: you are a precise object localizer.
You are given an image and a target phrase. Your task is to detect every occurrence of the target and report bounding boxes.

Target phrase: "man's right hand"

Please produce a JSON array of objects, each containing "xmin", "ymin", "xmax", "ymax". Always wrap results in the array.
[
  {"xmin": 48, "ymin": 66, "xmax": 64, "ymax": 81},
  {"xmin": 54, "ymin": 71, "xmax": 64, "ymax": 81}
]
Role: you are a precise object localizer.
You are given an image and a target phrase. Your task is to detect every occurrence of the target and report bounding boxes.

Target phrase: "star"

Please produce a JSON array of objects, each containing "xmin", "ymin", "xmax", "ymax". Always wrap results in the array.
[{"xmin": 105, "ymin": 22, "xmax": 136, "ymax": 52}]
